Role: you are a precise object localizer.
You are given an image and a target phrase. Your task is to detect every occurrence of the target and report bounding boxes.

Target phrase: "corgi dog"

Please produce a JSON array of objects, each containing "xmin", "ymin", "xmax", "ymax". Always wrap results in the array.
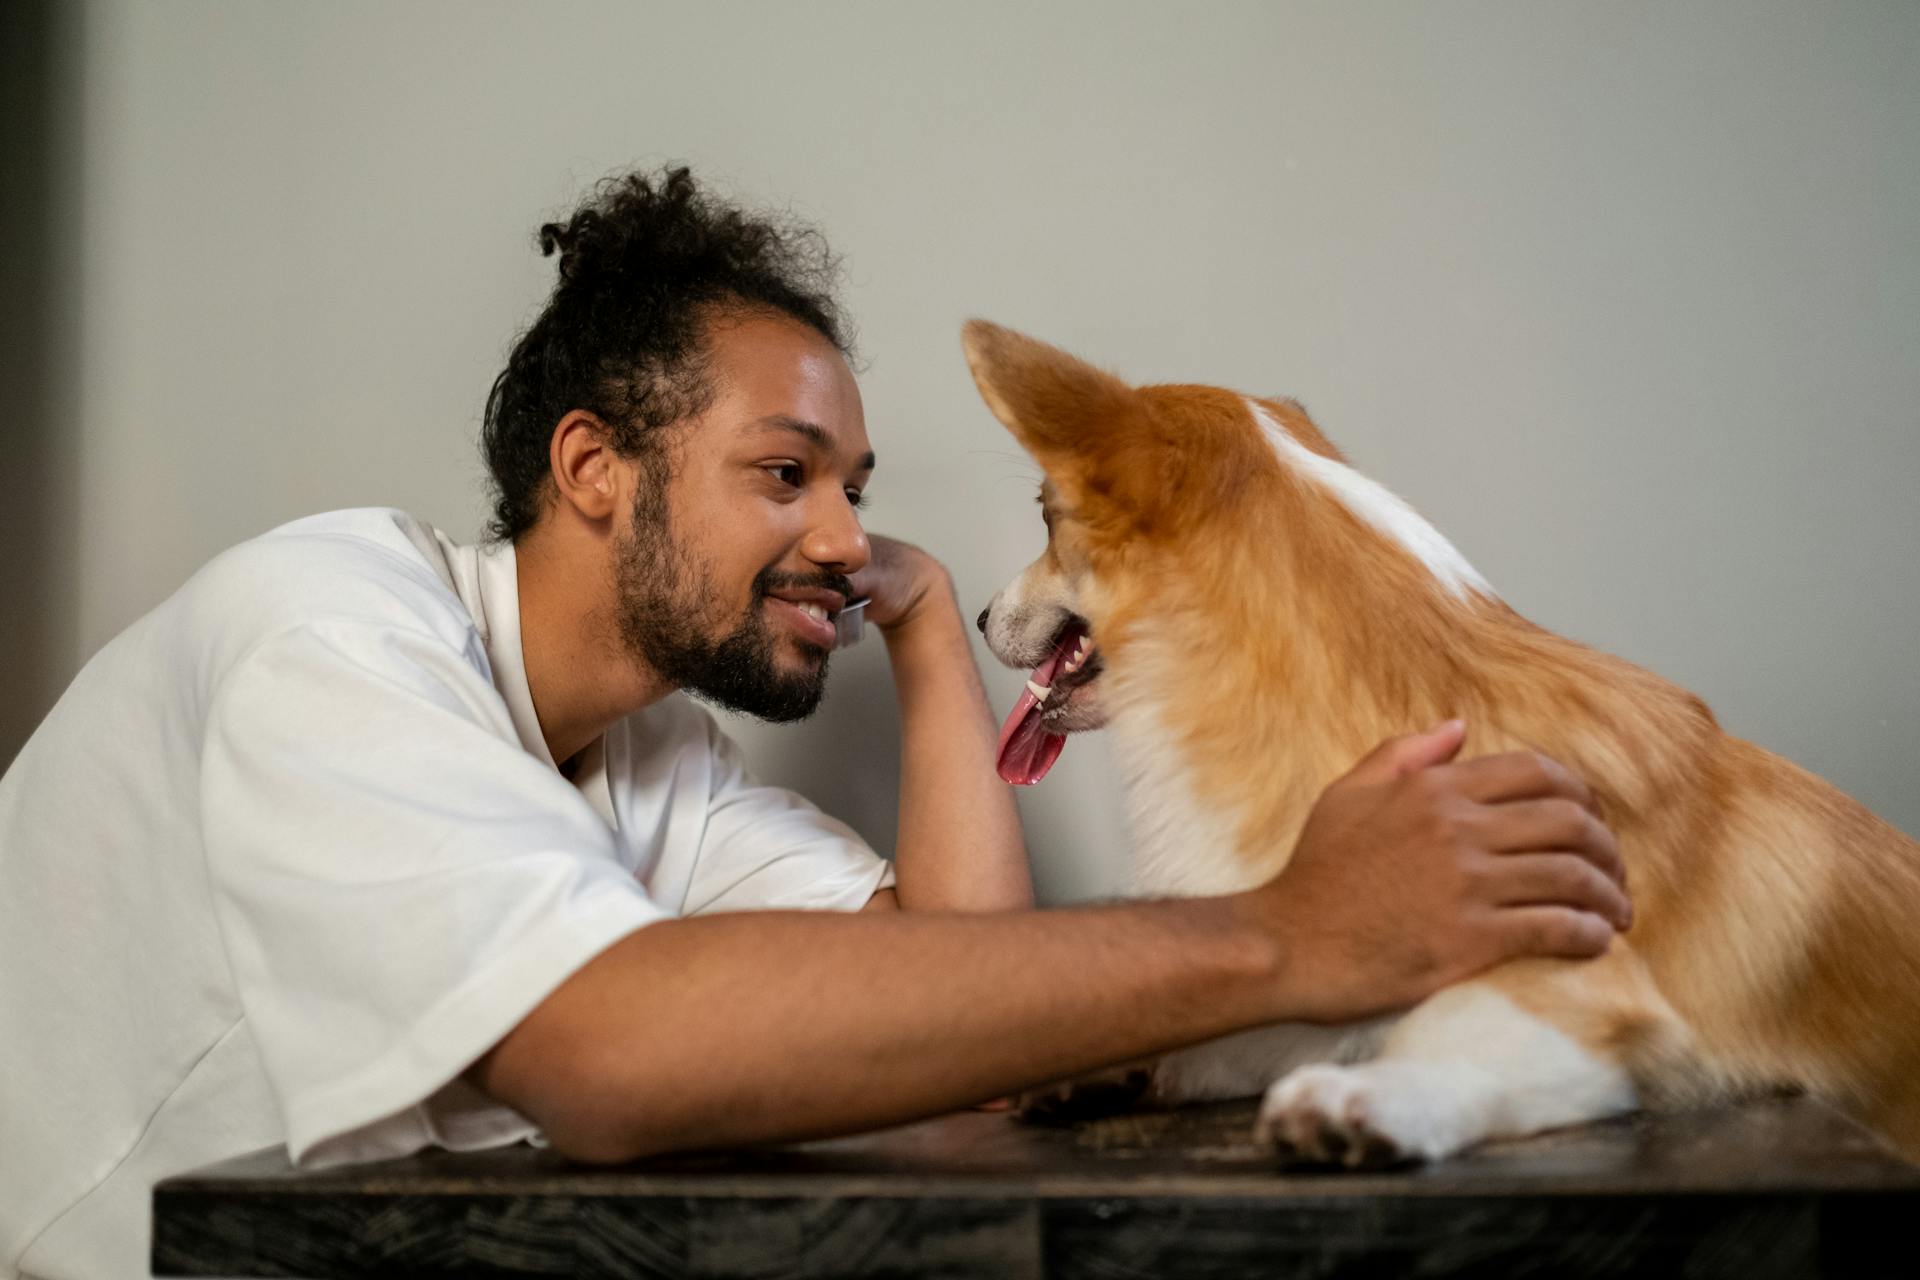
[{"xmin": 966, "ymin": 318, "xmax": 1920, "ymax": 1166}]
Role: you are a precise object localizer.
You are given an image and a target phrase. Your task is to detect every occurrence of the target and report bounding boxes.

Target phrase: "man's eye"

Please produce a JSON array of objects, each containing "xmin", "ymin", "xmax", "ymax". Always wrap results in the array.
[
  {"xmin": 765, "ymin": 463, "xmax": 803, "ymax": 488},
  {"xmin": 845, "ymin": 488, "xmax": 869, "ymax": 510}
]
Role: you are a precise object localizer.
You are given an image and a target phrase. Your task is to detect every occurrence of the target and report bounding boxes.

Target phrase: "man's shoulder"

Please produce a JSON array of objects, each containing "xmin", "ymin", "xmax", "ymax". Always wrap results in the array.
[{"xmin": 180, "ymin": 508, "xmax": 478, "ymax": 655}]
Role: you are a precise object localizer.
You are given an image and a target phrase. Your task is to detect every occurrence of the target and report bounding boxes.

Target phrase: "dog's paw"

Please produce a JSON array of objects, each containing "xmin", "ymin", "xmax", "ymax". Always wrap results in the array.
[
  {"xmin": 1254, "ymin": 1064, "xmax": 1427, "ymax": 1169},
  {"xmin": 1016, "ymin": 1066, "xmax": 1154, "ymax": 1126}
]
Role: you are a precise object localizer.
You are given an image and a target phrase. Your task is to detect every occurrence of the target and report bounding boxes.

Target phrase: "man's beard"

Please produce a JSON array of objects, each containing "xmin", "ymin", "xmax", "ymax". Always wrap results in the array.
[{"xmin": 613, "ymin": 493, "xmax": 844, "ymax": 723}]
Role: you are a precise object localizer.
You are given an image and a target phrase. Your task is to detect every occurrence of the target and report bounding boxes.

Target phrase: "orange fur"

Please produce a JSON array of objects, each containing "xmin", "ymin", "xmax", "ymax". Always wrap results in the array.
[{"xmin": 965, "ymin": 319, "xmax": 1920, "ymax": 1157}]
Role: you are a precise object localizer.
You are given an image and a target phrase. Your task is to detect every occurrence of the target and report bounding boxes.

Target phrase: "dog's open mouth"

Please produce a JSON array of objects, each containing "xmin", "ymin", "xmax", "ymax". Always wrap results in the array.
[{"xmin": 996, "ymin": 618, "xmax": 1102, "ymax": 786}]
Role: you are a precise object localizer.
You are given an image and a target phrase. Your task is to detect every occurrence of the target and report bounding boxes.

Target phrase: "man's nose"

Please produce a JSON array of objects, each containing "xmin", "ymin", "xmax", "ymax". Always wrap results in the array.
[
  {"xmin": 975, "ymin": 606, "xmax": 990, "ymax": 635},
  {"xmin": 801, "ymin": 497, "xmax": 870, "ymax": 576}
]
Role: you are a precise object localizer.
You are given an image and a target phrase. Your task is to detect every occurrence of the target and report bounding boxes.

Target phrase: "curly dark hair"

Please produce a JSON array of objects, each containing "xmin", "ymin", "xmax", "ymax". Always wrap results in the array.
[{"xmin": 481, "ymin": 166, "xmax": 852, "ymax": 542}]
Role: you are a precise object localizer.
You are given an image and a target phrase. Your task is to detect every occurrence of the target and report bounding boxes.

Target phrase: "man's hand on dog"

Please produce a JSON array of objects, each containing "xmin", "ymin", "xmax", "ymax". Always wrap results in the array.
[{"xmin": 1251, "ymin": 719, "xmax": 1631, "ymax": 1023}]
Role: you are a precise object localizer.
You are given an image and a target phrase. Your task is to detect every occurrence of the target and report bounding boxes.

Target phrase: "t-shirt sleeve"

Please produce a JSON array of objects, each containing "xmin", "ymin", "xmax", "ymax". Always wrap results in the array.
[
  {"xmin": 680, "ymin": 717, "xmax": 896, "ymax": 916},
  {"xmin": 199, "ymin": 618, "xmax": 670, "ymax": 1166}
]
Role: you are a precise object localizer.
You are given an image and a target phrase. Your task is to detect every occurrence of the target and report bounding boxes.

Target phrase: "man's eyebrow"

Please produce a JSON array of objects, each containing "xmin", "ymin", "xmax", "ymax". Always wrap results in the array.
[{"xmin": 750, "ymin": 415, "xmax": 875, "ymax": 471}]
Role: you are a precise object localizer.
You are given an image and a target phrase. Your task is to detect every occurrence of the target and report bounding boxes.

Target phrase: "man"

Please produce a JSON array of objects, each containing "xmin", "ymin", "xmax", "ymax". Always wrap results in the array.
[{"xmin": 0, "ymin": 168, "xmax": 1629, "ymax": 1279}]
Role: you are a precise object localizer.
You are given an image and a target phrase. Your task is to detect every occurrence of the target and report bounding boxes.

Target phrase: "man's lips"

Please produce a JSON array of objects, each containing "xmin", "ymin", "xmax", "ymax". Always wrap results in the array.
[
  {"xmin": 768, "ymin": 585, "xmax": 846, "ymax": 613},
  {"xmin": 765, "ymin": 592, "xmax": 841, "ymax": 649}
]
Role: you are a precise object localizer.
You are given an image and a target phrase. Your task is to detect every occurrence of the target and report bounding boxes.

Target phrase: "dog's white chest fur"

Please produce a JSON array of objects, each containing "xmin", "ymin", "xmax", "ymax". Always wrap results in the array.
[
  {"xmin": 1107, "ymin": 704, "xmax": 1389, "ymax": 1101},
  {"xmin": 1108, "ymin": 702, "xmax": 1258, "ymax": 900}
]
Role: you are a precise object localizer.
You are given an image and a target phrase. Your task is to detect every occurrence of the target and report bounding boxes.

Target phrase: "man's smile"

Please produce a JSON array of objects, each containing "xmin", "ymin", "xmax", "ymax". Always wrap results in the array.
[
  {"xmin": 757, "ymin": 571, "xmax": 853, "ymax": 654},
  {"xmin": 764, "ymin": 591, "xmax": 840, "ymax": 650}
]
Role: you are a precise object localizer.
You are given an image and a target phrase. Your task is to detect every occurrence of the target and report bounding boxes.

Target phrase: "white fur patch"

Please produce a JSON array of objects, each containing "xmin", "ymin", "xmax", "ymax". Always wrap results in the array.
[
  {"xmin": 1107, "ymin": 693, "xmax": 1262, "ymax": 899},
  {"xmin": 1258, "ymin": 984, "xmax": 1636, "ymax": 1162},
  {"xmin": 1246, "ymin": 399, "xmax": 1494, "ymax": 602},
  {"xmin": 1151, "ymin": 1018, "xmax": 1390, "ymax": 1105},
  {"xmin": 982, "ymin": 551, "xmax": 1072, "ymax": 668}
]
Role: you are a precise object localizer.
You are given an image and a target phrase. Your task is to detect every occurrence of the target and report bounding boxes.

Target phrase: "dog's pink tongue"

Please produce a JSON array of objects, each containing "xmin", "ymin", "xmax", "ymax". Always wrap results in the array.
[{"xmin": 995, "ymin": 629, "xmax": 1079, "ymax": 786}]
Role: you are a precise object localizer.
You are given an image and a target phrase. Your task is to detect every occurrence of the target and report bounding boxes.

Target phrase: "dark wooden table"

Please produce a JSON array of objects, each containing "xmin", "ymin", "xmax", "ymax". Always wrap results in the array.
[{"xmin": 154, "ymin": 1096, "xmax": 1920, "ymax": 1278}]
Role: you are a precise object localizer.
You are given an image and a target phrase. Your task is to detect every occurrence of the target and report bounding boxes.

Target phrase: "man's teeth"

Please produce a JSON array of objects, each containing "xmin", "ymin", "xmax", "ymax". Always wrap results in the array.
[{"xmin": 797, "ymin": 602, "xmax": 829, "ymax": 623}]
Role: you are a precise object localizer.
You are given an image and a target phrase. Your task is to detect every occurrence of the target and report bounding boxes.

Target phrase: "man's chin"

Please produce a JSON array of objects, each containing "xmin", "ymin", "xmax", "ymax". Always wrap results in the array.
[
  {"xmin": 684, "ymin": 678, "xmax": 825, "ymax": 724},
  {"xmin": 689, "ymin": 642, "xmax": 830, "ymax": 723},
  {"xmin": 782, "ymin": 637, "xmax": 831, "ymax": 667}
]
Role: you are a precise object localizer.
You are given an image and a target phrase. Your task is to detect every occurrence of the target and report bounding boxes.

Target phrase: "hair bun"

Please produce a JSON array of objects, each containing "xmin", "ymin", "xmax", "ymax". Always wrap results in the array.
[{"xmin": 537, "ymin": 214, "xmax": 594, "ymax": 282}]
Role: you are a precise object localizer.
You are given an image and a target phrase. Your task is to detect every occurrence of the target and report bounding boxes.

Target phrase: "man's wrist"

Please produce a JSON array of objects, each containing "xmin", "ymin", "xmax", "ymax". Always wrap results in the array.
[
  {"xmin": 878, "ymin": 566, "xmax": 961, "ymax": 651},
  {"xmin": 1217, "ymin": 890, "xmax": 1299, "ymax": 1025}
]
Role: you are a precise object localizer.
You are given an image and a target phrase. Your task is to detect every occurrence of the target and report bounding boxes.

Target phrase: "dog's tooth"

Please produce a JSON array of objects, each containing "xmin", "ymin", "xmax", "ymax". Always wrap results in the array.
[{"xmin": 1026, "ymin": 679, "xmax": 1051, "ymax": 700}]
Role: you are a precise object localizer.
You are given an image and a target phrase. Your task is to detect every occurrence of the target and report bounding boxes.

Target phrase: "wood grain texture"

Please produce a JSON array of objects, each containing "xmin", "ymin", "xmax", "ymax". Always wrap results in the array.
[{"xmin": 153, "ymin": 1097, "xmax": 1920, "ymax": 1278}]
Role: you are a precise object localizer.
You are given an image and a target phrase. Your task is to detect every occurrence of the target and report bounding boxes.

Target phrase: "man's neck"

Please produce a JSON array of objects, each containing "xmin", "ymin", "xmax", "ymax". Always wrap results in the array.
[{"xmin": 513, "ymin": 527, "xmax": 672, "ymax": 768}]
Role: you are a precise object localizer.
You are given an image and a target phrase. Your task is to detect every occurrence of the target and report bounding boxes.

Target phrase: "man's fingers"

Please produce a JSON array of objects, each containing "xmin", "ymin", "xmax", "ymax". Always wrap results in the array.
[
  {"xmin": 1483, "ymin": 852, "xmax": 1632, "ymax": 930},
  {"xmin": 1445, "ymin": 751, "xmax": 1598, "ymax": 814},
  {"xmin": 1474, "ymin": 799, "xmax": 1625, "ymax": 887},
  {"xmin": 1346, "ymin": 720, "xmax": 1468, "ymax": 785},
  {"xmin": 1497, "ymin": 906, "xmax": 1616, "ymax": 961}
]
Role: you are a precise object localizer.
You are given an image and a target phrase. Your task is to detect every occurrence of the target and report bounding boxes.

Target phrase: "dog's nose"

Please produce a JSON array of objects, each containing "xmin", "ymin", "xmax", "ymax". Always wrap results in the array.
[{"xmin": 975, "ymin": 607, "xmax": 991, "ymax": 636}]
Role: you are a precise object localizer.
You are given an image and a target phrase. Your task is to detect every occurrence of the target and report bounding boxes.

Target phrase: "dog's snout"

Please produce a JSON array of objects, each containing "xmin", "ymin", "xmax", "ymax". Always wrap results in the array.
[{"xmin": 975, "ymin": 606, "xmax": 991, "ymax": 636}]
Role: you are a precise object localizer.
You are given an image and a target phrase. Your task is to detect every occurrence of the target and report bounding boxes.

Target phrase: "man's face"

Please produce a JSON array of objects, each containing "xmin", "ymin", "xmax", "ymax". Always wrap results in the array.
[{"xmin": 613, "ymin": 310, "xmax": 873, "ymax": 721}]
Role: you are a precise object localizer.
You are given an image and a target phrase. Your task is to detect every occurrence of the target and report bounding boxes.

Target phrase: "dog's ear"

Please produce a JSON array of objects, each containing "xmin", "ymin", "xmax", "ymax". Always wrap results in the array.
[
  {"xmin": 961, "ymin": 320, "xmax": 1255, "ymax": 544},
  {"xmin": 961, "ymin": 320, "xmax": 1138, "ymax": 460}
]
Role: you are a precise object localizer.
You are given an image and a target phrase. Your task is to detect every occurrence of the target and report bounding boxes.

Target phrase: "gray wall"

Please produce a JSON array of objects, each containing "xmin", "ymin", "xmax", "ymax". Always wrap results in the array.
[{"xmin": 7, "ymin": 1, "xmax": 1917, "ymax": 902}]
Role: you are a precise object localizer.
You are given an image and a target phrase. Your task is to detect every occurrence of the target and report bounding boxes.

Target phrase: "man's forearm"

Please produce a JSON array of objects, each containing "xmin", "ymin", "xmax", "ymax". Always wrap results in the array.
[
  {"xmin": 882, "ymin": 577, "xmax": 1033, "ymax": 911},
  {"xmin": 472, "ymin": 892, "xmax": 1289, "ymax": 1163}
]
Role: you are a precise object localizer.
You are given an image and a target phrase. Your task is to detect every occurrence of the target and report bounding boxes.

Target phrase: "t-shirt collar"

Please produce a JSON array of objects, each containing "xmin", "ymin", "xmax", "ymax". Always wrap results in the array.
[{"xmin": 472, "ymin": 539, "xmax": 559, "ymax": 769}]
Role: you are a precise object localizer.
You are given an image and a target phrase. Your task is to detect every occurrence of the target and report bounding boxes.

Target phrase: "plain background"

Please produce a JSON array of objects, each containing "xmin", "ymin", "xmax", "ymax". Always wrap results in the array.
[{"xmin": 4, "ymin": 1, "xmax": 1915, "ymax": 902}]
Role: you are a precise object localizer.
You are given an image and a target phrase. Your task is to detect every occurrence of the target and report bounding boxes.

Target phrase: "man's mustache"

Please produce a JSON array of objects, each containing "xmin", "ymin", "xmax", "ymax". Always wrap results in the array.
[{"xmin": 753, "ymin": 568, "xmax": 857, "ymax": 604}]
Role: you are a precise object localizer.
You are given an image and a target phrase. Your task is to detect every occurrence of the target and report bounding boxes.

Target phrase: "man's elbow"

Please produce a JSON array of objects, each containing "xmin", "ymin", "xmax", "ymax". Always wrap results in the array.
[
  {"xmin": 468, "ymin": 1025, "xmax": 698, "ymax": 1164},
  {"xmin": 464, "ymin": 925, "xmax": 732, "ymax": 1164},
  {"xmin": 486, "ymin": 1055, "xmax": 710, "ymax": 1166},
  {"xmin": 539, "ymin": 1107, "xmax": 668, "ymax": 1165}
]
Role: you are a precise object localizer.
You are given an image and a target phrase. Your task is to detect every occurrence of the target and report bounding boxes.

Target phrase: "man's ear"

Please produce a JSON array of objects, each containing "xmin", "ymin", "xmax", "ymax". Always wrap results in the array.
[
  {"xmin": 960, "ymin": 320, "xmax": 1138, "ymax": 461},
  {"xmin": 548, "ymin": 409, "xmax": 623, "ymax": 522}
]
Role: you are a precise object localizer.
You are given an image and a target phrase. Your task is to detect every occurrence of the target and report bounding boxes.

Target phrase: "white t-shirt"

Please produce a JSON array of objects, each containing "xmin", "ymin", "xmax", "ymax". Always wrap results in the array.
[{"xmin": 0, "ymin": 508, "xmax": 894, "ymax": 1280}]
